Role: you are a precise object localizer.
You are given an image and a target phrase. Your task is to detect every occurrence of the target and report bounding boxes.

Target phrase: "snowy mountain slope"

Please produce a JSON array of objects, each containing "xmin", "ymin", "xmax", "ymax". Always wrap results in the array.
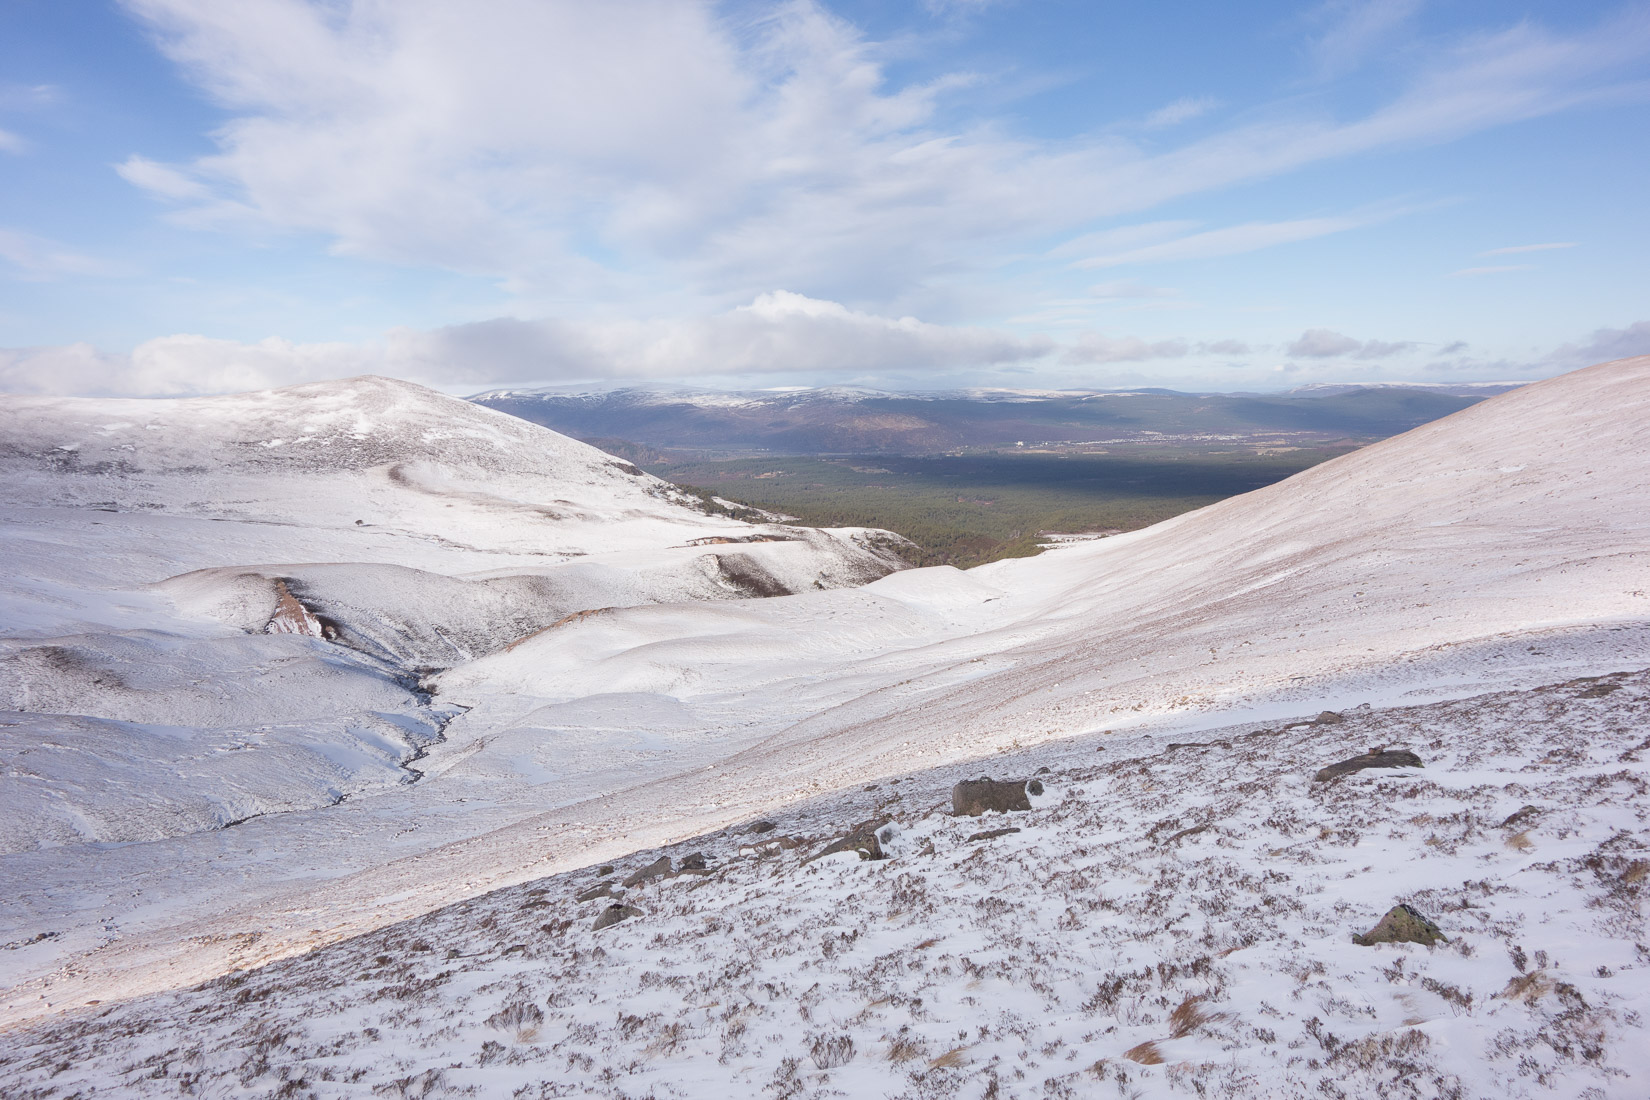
[
  {"xmin": 0, "ymin": 360, "xmax": 1642, "ymax": 1044},
  {"xmin": 0, "ymin": 376, "xmax": 903, "ymax": 614},
  {"xmin": 2, "ymin": 667, "xmax": 1644, "ymax": 1099},
  {"xmin": 435, "ymin": 354, "xmax": 1650, "ymax": 810},
  {"xmin": 0, "ymin": 377, "xmax": 908, "ymax": 1020}
]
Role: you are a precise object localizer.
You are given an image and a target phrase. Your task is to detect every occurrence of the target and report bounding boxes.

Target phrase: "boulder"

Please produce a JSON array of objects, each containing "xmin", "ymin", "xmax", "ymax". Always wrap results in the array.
[
  {"xmin": 621, "ymin": 856, "xmax": 671, "ymax": 887},
  {"xmin": 575, "ymin": 882, "xmax": 614, "ymax": 903},
  {"xmin": 952, "ymin": 777, "xmax": 1034, "ymax": 816},
  {"xmin": 966, "ymin": 827, "xmax": 1021, "ymax": 842},
  {"xmin": 1352, "ymin": 904, "xmax": 1446, "ymax": 947},
  {"xmin": 679, "ymin": 852, "xmax": 708, "ymax": 872},
  {"xmin": 806, "ymin": 816, "xmax": 892, "ymax": 863},
  {"xmin": 1313, "ymin": 749, "xmax": 1423, "ymax": 783},
  {"xmin": 592, "ymin": 904, "xmax": 640, "ymax": 931}
]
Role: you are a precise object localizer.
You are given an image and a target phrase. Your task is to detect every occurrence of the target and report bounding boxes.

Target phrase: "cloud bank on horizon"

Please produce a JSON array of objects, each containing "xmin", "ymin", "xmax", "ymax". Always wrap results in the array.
[{"xmin": 0, "ymin": 0, "xmax": 1647, "ymax": 395}]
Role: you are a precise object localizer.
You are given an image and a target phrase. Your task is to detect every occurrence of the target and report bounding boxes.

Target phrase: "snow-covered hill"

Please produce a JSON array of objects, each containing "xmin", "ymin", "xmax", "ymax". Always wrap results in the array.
[
  {"xmin": 0, "ymin": 359, "xmax": 1646, "ymax": 1097},
  {"xmin": 0, "ymin": 376, "xmax": 906, "ymax": 1014}
]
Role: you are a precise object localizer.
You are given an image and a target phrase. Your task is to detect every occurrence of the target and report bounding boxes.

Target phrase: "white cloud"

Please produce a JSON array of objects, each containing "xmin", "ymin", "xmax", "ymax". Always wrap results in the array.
[
  {"xmin": 1546, "ymin": 320, "xmax": 1650, "ymax": 369},
  {"xmin": 0, "ymin": 82, "xmax": 58, "ymax": 153},
  {"xmin": 1480, "ymin": 242, "xmax": 1575, "ymax": 255},
  {"xmin": 1087, "ymin": 280, "xmax": 1179, "ymax": 300},
  {"xmin": 1450, "ymin": 264, "xmax": 1534, "ymax": 277},
  {"xmin": 1305, "ymin": 0, "xmax": 1425, "ymax": 79},
  {"xmin": 1142, "ymin": 96, "xmax": 1217, "ymax": 129},
  {"xmin": 1287, "ymin": 329, "xmax": 1361, "ymax": 357},
  {"xmin": 0, "ymin": 229, "xmax": 120, "ymax": 280},
  {"xmin": 1063, "ymin": 333, "xmax": 1190, "ymax": 364},
  {"xmin": 1069, "ymin": 212, "xmax": 1382, "ymax": 269},
  {"xmin": 922, "ymin": 0, "xmax": 1006, "ymax": 13},
  {"xmin": 111, "ymin": 0, "xmax": 1650, "ymax": 306},
  {"xmin": 0, "ymin": 292, "xmax": 1053, "ymax": 396},
  {"xmin": 1287, "ymin": 328, "xmax": 1413, "ymax": 359},
  {"xmin": 116, "ymin": 155, "xmax": 213, "ymax": 202}
]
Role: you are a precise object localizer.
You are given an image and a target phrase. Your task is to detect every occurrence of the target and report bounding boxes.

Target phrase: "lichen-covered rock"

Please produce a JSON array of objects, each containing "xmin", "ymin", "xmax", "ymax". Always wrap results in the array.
[
  {"xmin": 592, "ymin": 904, "xmax": 640, "ymax": 931},
  {"xmin": 966, "ymin": 827, "xmax": 1021, "ymax": 843},
  {"xmin": 621, "ymin": 856, "xmax": 671, "ymax": 887},
  {"xmin": 952, "ymin": 777, "xmax": 1034, "ymax": 816},
  {"xmin": 807, "ymin": 816, "xmax": 892, "ymax": 863},
  {"xmin": 1352, "ymin": 904, "xmax": 1446, "ymax": 946},
  {"xmin": 1313, "ymin": 749, "xmax": 1423, "ymax": 782},
  {"xmin": 575, "ymin": 882, "xmax": 614, "ymax": 903}
]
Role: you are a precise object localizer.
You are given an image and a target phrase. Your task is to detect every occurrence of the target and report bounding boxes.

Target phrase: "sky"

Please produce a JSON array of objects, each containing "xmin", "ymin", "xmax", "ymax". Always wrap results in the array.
[{"xmin": 1, "ymin": 0, "xmax": 1648, "ymax": 396}]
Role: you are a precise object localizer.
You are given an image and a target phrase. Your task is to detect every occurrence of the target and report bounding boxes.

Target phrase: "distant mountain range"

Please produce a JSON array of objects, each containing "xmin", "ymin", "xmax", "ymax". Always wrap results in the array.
[{"xmin": 470, "ymin": 381, "xmax": 1525, "ymax": 454}]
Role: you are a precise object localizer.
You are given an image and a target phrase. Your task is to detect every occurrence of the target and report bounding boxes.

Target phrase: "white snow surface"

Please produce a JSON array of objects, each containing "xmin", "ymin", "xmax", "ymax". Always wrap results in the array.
[
  {"xmin": 1, "ymin": 671, "xmax": 1645, "ymax": 1098},
  {"xmin": 0, "ymin": 358, "xmax": 1647, "ymax": 1096}
]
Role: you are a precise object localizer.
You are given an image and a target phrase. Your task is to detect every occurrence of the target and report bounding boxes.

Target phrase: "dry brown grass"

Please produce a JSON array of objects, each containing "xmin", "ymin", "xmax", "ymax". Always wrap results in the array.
[
  {"xmin": 928, "ymin": 1046, "xmax": 969, "ymax": 1068},
  {"xmin": 1499, "ymin": 971, "xmax": 1555, "ymax": 1004},
  {"xmin": 1504, "ymin": 830, "xmax": 1534, "ymax": 851},
  {"xmin": 1167, "ymin": 995, "xmax": 1212, "ymax": 1039},
  {"xmin": 1124, "ymin": 1040, "xmax": 1164, "ymax": 1065}
]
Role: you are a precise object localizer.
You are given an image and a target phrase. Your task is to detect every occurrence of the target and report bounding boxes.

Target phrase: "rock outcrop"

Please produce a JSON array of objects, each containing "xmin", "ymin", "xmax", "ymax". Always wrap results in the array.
[
  {"xmin": 952, "ymin": 777, "xmax": 1036, "ymax": 816},
  {"xmin": 1313, "ymin": 749, "xmax": 1423, "ymax": 783}
]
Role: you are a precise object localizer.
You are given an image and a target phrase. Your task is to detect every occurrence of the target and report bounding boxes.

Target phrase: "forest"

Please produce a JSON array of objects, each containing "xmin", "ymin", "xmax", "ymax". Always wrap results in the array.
[{"xmin": 664, "ymin": 446, "xmax": 1355, "ymax": 567}]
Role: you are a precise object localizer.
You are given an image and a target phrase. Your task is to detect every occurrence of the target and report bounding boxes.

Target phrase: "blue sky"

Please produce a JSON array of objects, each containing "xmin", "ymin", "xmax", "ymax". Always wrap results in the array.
[{"xmin": 1, "ymin": 0, "xmax": 1647, "ymax": 395}]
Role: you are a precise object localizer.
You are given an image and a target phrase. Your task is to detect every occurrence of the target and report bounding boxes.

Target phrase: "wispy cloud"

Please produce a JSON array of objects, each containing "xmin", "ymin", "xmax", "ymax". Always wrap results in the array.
[
  {"xmin": 1304, "ymin": 0, "xmax": 1425, "ymax": 79},
  {"xmin": 1068, "ymin": 211, "xmax": 1386, "ymax": 269},
  {"xmin": 1142, "ymin": 96, "xmax": 1218, "ymax": 129},
  {"xmin": 1450, "ymin": 264, "xmax": 1535, "ymax": 277},
  {"xmin": 1480, "ymin": 242, "xmax": 1575, "ymax": 255},
  {"xmin": 1062, "ymin": 332, "xmax": 1254, "ymax": 364},
  {"xmin": 116, "ymin": 155, "xmax": 213, "ymax": 201},
  {"xmin": 112, "ymin": 0, "xmax": 1650, "ymax": 308},
  {"xmin": 0, "ymin": 229, "xmax": 120, "ymax": 280},
  {"xmin": 0, "ymin": 83, "xmax": 60, "ymax": 154},
  {"xmin": 1287, "ymin": 328, "xmax": 1412, "ymax": 359},
  {"xmin": 0, "ymin": 291, "xmax": 1053, "ymax": 395},
  {"xmin": 1063, "ymin": 332, "xmax": 1190, "ymax": 364},
  {"xmin": 0, "ymin": 82, "xmax": 59, "ymax": 109},
  {"xmin": 1087, "ymin": 279, "xmax": 1180, "ymax": 300}
]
